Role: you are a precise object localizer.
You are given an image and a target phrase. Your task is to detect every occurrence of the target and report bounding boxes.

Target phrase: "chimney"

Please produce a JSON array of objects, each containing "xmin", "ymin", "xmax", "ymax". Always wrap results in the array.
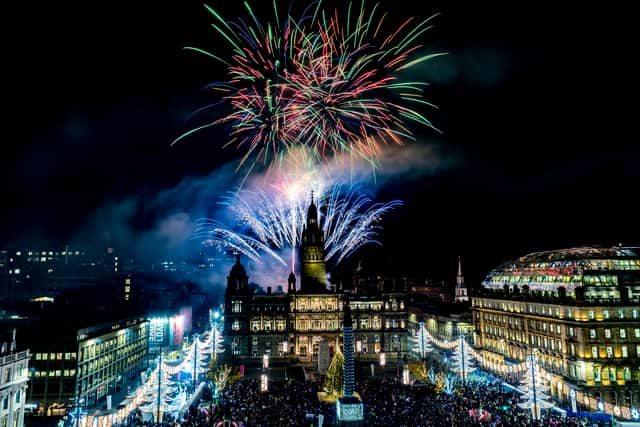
[
  {"xmin": 10, "ymin": 328, "xmax": 16, "ymax": 352},
  {"xmin": 1, "ymin": 342, "xmax": 6, "ymax": 353}
]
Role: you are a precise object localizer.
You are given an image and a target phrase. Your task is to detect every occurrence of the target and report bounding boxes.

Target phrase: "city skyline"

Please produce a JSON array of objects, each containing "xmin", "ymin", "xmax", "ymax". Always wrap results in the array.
[{"xmin": 2, "ymin": 0, "xmax": 638, "ymax": 285}]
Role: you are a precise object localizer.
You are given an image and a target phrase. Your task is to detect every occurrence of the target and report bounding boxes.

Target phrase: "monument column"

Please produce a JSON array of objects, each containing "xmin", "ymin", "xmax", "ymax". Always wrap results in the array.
[{"xmin": 337, "ymin": 291, "xmax": 364, "ymax": 425}]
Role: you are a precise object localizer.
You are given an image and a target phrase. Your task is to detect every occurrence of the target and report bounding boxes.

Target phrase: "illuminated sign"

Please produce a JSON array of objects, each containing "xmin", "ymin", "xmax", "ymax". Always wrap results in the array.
[
  {"xmin": 149, "ymin": 318, "xmax": 168, "ymax": 345},
  {"xmin": 150, "ymin": 315, "xmax": 185, "ymax": 346}
]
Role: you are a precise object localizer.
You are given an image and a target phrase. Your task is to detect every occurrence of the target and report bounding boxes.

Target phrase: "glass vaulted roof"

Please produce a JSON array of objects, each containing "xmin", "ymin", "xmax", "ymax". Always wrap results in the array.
[{"xmin": 482, "ymin": 246, "xmax": 640, "ymax": 293}]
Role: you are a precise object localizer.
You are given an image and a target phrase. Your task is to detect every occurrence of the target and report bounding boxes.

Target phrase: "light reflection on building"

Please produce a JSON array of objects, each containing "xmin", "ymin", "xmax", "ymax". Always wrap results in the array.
[{"xmin": 472, "ymin": 246, "xmax": 640, "ymax": 415}]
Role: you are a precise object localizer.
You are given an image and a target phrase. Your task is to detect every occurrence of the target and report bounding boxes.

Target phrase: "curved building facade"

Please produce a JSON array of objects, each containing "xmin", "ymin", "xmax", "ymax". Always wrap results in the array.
[
  {"xmin": 472, "ymin": 246, "xmax": 640, "ymax": 418},
  {"xmin": 482, "ymin": 246, "xmax": 640, "ymax": 296}
]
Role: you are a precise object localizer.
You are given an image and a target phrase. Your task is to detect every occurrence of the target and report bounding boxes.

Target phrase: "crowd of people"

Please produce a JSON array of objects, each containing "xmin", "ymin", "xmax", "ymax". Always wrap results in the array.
[
  {"xmin": 112, "ymin": 356, "xmax": 613, "ymax": 427},
  {"xmin": 360, "ymin": 376, "xmax": 601, "ymax": 427},
  {"xmin": 114, "ymin": 375, "xmax": 611, "ymax": 427}
]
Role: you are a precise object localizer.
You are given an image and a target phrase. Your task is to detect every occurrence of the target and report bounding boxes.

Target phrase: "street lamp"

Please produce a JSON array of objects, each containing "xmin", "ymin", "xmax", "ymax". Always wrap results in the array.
[
  {"xmin": 212, "ymin": 311, "xmax": 220, "ymax": 364},
  {"xmin": 459, "ymin": 331, "xmax": 473, "ymax": 387},
  {"xmin": 379, "ymin": 352, "xmax": 386, "ymax": 379},
  {"xmin": 193, "ymin": 333, "xmax": 199, "ymax": 390},
  {"xmin": 528, "ymin": 349, "xmax": 539, "ymax": 422},
  {"xmin": 402, "ymin": 365, "xmax": 410, "ymax": 385}
]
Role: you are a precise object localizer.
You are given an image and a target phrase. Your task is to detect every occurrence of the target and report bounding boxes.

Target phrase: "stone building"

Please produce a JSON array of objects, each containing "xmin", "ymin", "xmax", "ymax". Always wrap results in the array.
[
  {"xmin": 472, "ymin": 246, "xmax": 640, "ymax": 417},
  {"xmin": 224, "ymin": 195, "xmax": 409, "ymax": 363}
]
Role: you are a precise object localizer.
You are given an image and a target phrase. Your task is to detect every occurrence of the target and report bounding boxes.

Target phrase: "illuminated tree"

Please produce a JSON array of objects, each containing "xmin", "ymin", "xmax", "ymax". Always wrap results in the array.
[
  {"xmin": 517, "ymin": 352, "xmax": 550, "ymax": 420},
  {"xmin": 408, "ymin": 362, "xmax": 428, "ymax": 382},
  {"xmin": 209, "ymin": 365, "xmax": 233, "ymax": 402},
  {"xmin": 449, "ymin": 336, "xmax": 476, "ymax": 384},
  {"xmin": 410, "ymin": 321, "xmax": 432, "ymax": 360},
  {"xmin": 323, "ymin": 350, "xmax": 344, "ymax": 396}
]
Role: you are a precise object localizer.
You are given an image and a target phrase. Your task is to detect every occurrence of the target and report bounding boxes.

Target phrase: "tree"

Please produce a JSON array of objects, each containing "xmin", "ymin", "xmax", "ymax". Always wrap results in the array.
[
  {"xmin": 323, "ymin": 350, "xmax": 344, "ymax": 396},
  {"xmin": 209, "ymin": 365, "xmax": 233, "ymax": 402}
]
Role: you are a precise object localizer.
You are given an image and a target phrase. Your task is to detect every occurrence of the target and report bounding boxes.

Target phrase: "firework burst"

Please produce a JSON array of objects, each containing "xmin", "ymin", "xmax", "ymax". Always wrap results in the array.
[
  {"xmin": 193, "ymin": 182, "xmax": 401, "ymax": 271},
  {"xmin": 174, "ymin": 0, "xmax": 444, "ymax": 178}
]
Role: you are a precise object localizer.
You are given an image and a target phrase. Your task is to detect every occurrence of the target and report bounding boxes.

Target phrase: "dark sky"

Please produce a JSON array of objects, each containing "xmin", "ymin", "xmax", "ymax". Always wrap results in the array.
[{"xmin": 2, "ymin": 1, "xmax": 638, "ymax": 285}]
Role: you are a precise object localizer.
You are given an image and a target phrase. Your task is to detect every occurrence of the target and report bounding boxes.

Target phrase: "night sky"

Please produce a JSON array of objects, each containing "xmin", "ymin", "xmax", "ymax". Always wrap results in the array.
[{"xmin": 2, "ymin": 1, "xmax": 638, "ymax": 286}]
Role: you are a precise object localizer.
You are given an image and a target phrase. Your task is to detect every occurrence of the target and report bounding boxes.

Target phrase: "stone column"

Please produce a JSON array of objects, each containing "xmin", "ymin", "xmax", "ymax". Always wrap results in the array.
[
  {"xmin": 7, "ymin": 388, "xmax": 15, "ymax": 427},
  {"xmin": 18, "ymin": 385, "xmax": 27, "ymax": 427}
]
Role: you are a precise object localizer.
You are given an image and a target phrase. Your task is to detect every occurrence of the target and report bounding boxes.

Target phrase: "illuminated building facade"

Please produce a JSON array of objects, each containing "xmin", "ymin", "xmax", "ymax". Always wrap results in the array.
[
  {"xmin": 75, "ymin": 317, "xmax": 148, "ymax": 407},
  {"xmin": 27, "ymin": 316, "xmax": 148, "ymax": 414},
  {"xmin": 224, "ymin": 197, "xmax": 408, "ymax": 362},
  {"xmin": 0, "ymin": 332, "xmax": 29, "ymax": 427},
  {"xmin": 472, "ymin": 246, "xmax": 640, "ymax": 416},
  {"xmin": 406, "ymin": 257, "xmax": 473, "ymax": 343}
]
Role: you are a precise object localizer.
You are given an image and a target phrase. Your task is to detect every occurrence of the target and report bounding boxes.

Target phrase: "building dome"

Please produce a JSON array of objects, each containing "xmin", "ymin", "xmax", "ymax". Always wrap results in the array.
[
  {"xmin": 230, "ymin": 256, "xmax": 247, "ymax": 279},
  {"xmin": 227, "ymin": 254, "xmax": 249, "ymax": 294},
  {"xmin": 482, "ymin": 246, "xmax": 640, "ymax": 293}
]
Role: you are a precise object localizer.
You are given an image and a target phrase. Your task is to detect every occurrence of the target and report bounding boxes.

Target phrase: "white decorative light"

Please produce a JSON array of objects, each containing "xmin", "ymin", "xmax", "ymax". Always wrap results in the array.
[{"xmin": 260, "ymin": 374, "xmax": 268, "ymax": 392}]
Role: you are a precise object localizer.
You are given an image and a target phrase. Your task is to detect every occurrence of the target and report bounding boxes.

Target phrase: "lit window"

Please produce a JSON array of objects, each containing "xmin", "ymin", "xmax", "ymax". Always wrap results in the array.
[
  {"xmin": 622, "ymin": 346, "xmax": 628, "ymax": 358},
  {"xmin": 620, "ymin": 329, "xmax": 627, "ymax": 339},
  {"xmin": 232, "ymin": 301, "xmax": 242, "ymax": 313},
  {"xmin": 590, "ymin": 329, "xmax": 597, "ymax": 339},
  {"xmin": 603, "ymin": 310, "xmax": 610, "ymax": 319},
  {"xmin": 592, "ymin": 346, "xmax": 598, "ymax": 358},
  {"xmin": 594, "ymin": 367, "xmax": 601, "ymax": 382},
  {"xmin": 635, "ymin": 329, "xmax": 640, "ymax": 338},
  {"xmin": 36, "ymin": 353, "xmax": 42, "ymax": 360},
  {"xmin": 605, "ymin": 329, "xmax": 611, "ymax": 339},
  {"xmin": 588, "ymin": 310, "xmax": 595, "ymax": 320},
  {"xmin": 606, "ymin": 346, "xmax": 613, "ymax": 358},
  {"xmin": 609, "ymin": 368, "xmax": 616, "ymax": 381},
  {"xmin": 624, "ymin": 367, "xmax": 631, "ymax": 380},
  {"xmin": 326, "ymin": 320, "xmax": 334, "ymax": 330},
  {"xmin": 618, "ymin": 310, "xmax": 625, "ymax": 319}
]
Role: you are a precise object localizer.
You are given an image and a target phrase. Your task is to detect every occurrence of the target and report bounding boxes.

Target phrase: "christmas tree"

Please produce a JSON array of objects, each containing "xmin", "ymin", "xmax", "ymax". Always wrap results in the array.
[{"xmin": 323, "ymin": 349, "xmax": 344, "ymax": 396}]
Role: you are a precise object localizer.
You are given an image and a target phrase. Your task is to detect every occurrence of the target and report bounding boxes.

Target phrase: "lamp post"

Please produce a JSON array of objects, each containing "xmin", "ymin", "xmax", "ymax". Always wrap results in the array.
[
  {"xmin": 459, "ymin": 331, "xmax": 473, "ymax": 387},
  {"xmin": 193, "ymin": 334, "xmax": 198, "ymax": 391},
  {"xmin": 460, "ymin": 336, "xmax": 466, "ymax": 387},
  {"xmin": 528, "ymin": 349, "xmax": 539, "ymax": 423},
  {"xmin": 212, "ymin": 311, "xmax": 220, "ymax": 364},
  {"xmin": 156, "ymin": 349, "xmax": 162, "ymax": 426}
]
